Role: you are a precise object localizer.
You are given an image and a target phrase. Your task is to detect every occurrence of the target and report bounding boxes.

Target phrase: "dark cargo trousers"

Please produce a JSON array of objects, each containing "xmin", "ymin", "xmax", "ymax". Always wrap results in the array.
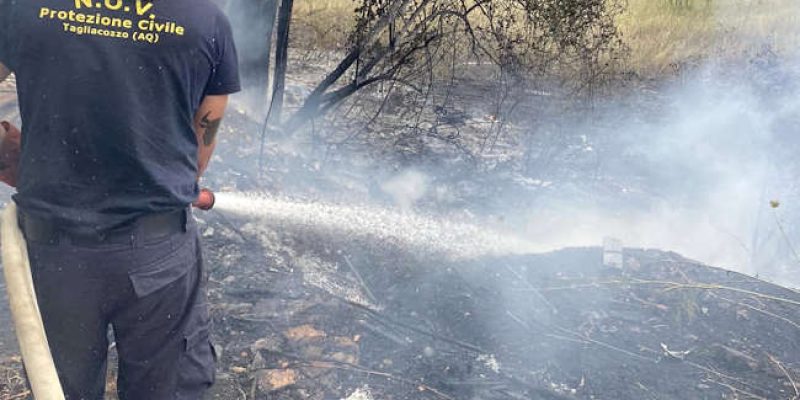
[{"xmin": 20, "ymin": 210, "xmax": 215, "ymax": 400}]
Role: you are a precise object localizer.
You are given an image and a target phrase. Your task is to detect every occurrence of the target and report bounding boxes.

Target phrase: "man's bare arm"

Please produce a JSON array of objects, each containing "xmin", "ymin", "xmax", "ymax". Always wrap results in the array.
[
  {"xmin": 0, "ymin": 63, "xmax": 10, "ymax": 83},
  {"xmin": 193, "ymin": 94, "xmax": 229, "ymax": 179}
]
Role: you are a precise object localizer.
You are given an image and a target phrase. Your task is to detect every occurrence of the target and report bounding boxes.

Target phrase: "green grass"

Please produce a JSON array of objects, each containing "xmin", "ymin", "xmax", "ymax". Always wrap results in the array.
[{"xmin": 292, "ymin": 0, "xmax": 800, "ymax": 77}]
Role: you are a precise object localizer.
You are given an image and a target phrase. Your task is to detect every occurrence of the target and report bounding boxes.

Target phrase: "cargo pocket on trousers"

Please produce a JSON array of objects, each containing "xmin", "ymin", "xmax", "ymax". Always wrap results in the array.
[
  {"xmin": 129, "ymin": 236, "xmax": 195, "ymax": 298},
  {"xmin": 177, "ymin": 325, "xmax": 217, "ymax": 397}
]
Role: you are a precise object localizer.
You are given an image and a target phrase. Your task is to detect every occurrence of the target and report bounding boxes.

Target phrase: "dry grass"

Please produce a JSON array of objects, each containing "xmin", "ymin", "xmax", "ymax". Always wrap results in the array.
[
  {"xmin": 619, "ymin": 0, "xmax": 800, "ymax": 75},
  {"xmin": 292, "ymin": 0, "xmax": 800, "ymax": 77},
  {"xmin": 293, "ymin": 0, "xmax": 354, "ymax": 49}
]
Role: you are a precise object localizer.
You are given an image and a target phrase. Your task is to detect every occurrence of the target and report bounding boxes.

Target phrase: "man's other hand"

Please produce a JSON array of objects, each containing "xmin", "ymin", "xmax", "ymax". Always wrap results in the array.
[
  {"xmin": 0, "ymin": 63, "xmax": 10, "ymax": 83},
  {"xmin": 0, "ymin": 121, "xmax": 21, "ymax": 187}
]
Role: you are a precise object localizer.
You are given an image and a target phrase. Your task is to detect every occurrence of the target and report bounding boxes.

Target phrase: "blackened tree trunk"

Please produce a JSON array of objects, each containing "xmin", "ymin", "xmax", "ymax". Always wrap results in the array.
[
  {"xmin": 266, "ymin": 0, "xmax": 294, "ymax": 127},
  {"xmin": 225, "ymin": 0, "xmax": 279, "ymax": 118}
]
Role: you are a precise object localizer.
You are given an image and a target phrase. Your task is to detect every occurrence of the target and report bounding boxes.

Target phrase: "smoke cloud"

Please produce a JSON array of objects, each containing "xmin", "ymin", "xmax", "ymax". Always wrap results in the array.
[
  {"xmin": 508, "ymin": 60, "xmax": 800, "ymax": 287},
  {"xmin": 216, "ymin": 2, "xmax": 800, "ymax": 288},
  {"xmin": 380, "ymin": 169, "xmax": 430, "ymax": 210}
]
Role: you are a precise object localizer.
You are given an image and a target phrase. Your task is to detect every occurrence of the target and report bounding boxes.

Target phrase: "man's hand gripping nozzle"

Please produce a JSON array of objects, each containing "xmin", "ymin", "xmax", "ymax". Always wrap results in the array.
[{"xmin": 193, "ymin": 188, "xmax": 215, "ymax": 211}]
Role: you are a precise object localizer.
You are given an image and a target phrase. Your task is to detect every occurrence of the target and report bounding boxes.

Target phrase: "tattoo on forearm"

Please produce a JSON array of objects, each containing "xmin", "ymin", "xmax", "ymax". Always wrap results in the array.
[{"xmin": 200, "ymin": 111, "xmax": 223, "ymax": 146}]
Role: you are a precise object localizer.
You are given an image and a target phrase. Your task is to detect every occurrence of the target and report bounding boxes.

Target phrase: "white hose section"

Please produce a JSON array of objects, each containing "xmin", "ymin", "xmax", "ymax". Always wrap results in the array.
[{"xmin": 2, "ymin": 202, "xmax": 65, "ymax": 400}]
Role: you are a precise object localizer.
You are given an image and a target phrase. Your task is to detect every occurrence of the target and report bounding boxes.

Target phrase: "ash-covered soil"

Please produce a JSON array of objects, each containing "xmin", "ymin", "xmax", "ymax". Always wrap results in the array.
[{"xmin": 197, "ymin": 206, "xmax": 800, "ymax": 400}]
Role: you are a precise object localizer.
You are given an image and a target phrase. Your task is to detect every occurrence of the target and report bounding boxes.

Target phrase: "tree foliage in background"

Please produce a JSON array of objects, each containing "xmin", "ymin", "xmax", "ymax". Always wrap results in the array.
[{"xmin": 278, "ymin": 0, "xmax": 625, "ymax": 135}]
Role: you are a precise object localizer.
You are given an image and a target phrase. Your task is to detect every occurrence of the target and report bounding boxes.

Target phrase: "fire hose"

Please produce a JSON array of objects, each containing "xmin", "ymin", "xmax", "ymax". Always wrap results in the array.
[
  {"xmin": 1, "ymin": 182, "xmax": 216, "ymax": 399},
  {"xmin": 2, "ymin": 201, "xmax": 64, "ymax": 400}
]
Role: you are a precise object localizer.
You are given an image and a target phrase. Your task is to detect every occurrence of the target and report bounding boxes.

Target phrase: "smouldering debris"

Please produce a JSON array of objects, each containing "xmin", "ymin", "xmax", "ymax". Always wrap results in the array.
[
  {"xmin": 342, "ymin": 386, "xmax": 373, "ymax": 400},
  {"xmin": 476, "ymin": 354, "xmax": 502, "ymax": 373},
  {"xmin": 294, "ymin": 254, "xmax": 377, "ymax": 310}
]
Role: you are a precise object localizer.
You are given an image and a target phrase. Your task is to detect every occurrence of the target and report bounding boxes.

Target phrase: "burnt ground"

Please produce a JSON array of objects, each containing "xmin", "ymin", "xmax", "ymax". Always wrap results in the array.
[
  {"xmin": 1, "ymin": 65, "xmax": 800, "ymax": 399},
  {"xmin": 6, "ymin": 232, "xmax": 800, "ymax": 400},
  {"xmin": 191, "ymin": 206, "xmax": 800, "ymax": 400}
]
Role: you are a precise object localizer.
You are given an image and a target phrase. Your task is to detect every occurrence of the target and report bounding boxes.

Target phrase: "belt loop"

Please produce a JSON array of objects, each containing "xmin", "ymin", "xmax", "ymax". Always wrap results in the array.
[{"xmin": 183, "ymin": 207, "xmax": 190, "ymax": 233}]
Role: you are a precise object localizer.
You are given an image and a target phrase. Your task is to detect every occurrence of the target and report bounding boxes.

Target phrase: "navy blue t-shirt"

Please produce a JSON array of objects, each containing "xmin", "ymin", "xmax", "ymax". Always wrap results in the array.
[{"xmin": 0, "ymin": 0, "xmax": 240, "ymax": 233}]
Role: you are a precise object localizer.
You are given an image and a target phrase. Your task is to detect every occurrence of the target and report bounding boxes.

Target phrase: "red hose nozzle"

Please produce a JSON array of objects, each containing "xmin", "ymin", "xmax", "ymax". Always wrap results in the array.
[{"xmin": 193, "ymin": 188, "xmax": 216, "ymax": 210}]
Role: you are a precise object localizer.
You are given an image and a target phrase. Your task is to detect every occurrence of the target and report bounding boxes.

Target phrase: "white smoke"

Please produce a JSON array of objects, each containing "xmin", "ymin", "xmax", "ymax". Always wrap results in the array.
[
  {"xmin": 512, "ymin": 64, "xmax": 800, "ymax": 286},
  {"xmin": 380, "ymin": 169, "xmax": 430, "ymax": 210}
]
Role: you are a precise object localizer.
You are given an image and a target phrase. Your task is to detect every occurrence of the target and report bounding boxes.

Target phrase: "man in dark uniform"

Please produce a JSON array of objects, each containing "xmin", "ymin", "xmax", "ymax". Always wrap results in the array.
[{"xmin": 0, "ymin": 0, "xmax": 240, "ymax": 398}]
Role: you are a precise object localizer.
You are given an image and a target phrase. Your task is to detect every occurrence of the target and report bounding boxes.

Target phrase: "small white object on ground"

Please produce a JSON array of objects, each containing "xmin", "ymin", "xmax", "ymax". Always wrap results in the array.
[{"xmin": 603, "ymin": 237, "xmax": 624, "ymax": 269}]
